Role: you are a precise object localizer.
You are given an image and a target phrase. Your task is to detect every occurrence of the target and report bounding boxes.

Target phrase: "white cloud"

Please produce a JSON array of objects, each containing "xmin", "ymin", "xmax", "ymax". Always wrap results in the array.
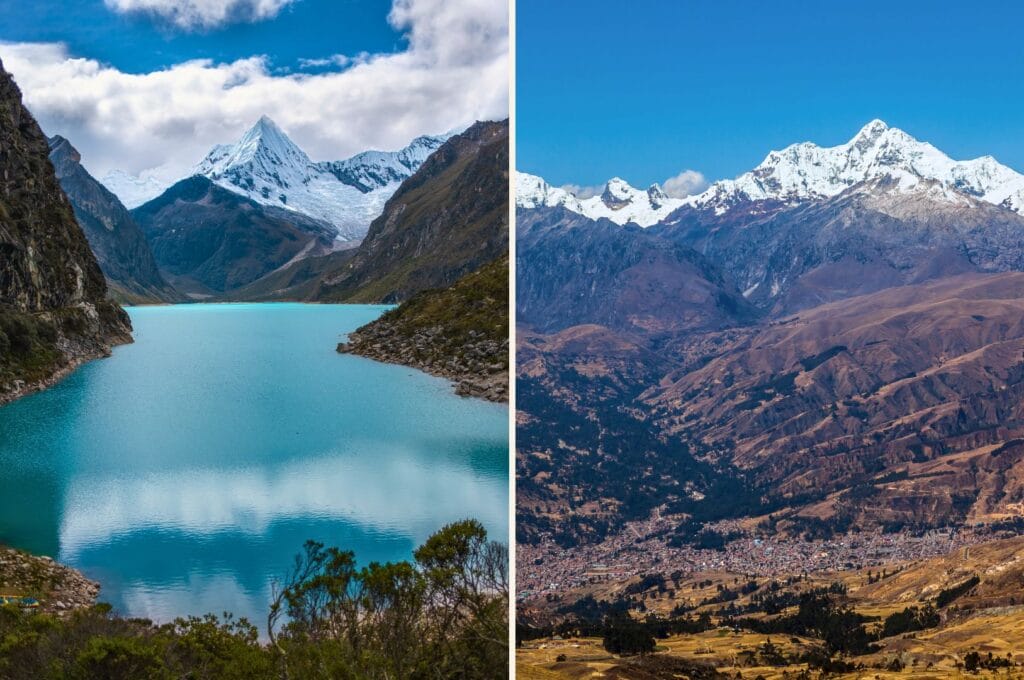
[
  {"xmin": 104, "ymin": 0, "xmax": 299, "ymax": 30},
  {"xmin": 560, "ymin": 183, "xmax": 603, "ymax": 199},
  {"xmin": 662, "ymin": 169, "xmax": 708, "ymax": 198},
  {"xmin": 297, "ymin": 54, "xmax": 356, "ymax": 70},
  {"xmin": 0, "ymin": 0, "xmax": 508, "ymax": 186}
]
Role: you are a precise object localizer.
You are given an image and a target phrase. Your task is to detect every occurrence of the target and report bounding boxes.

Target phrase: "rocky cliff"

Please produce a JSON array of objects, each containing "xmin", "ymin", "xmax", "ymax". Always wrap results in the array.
[{"xmin": 0, "ymin": 59, "xmax": 131, "ymax": 404}]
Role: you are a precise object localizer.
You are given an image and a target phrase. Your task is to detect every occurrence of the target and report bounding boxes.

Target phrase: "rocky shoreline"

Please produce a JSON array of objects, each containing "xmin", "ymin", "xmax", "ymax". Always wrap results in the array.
[
  {"xmin": 338, "ymin": 324, "xmax": 508, "ymax": 402},
  {"xmin": 0, "ymin": 342, "xmax": 117, "ymax": 407},
  {"xmin": 0, "ymin": 547, "xmax": 100, "ymax": 615}
]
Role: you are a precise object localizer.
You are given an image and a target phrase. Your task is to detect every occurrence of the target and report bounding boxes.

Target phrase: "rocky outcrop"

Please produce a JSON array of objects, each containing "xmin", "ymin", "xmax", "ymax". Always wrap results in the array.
[
  {"xmin": 0, "ymin": 547, "xmax": 99, "ymax": 615},
  {"xmin": 0, "ymin": 58, "xmax": 131, "ymax": 404},
  {"xmin": 48, "ymin": 135, "xmax": 180, "ymax": 304},
  {"xmin": 339, "ymin": 255, "xmax": 508, "ymax": 402}
]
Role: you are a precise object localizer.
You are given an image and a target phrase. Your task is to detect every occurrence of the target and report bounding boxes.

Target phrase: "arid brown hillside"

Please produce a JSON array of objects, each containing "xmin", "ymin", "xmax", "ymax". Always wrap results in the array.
[
  {"xmin": 644, "ymin": 273, "xmax": 1024, "ymax": 530},
  {"xmin": 518, "ymin": 273, "xmax": 1024, "ymax": 544}
]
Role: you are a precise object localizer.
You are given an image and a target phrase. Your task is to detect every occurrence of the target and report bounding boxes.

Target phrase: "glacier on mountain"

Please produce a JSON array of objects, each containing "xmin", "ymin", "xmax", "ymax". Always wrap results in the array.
[{"xmin": 685, "ymin": 119, "xmax": 1024, "ymax": 215}]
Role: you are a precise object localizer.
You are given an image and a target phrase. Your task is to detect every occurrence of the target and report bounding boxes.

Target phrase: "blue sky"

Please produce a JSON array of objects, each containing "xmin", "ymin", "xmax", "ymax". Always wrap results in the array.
[
  {"xmin": 517, "ymin": 0, "xmax": 1024, "ymax": 190},
  {"xmin": 0, "ymin": 0, "xmax": 399, "ymax": 74},
  {"xmin": 0, "ymin": 0, "xmax": 507, "ymax": 185}
]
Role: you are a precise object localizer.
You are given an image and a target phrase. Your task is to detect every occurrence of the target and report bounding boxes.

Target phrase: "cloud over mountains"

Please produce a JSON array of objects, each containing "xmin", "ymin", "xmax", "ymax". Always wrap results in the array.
[{"xmin": 0, "ymin": 0, "xmax": 508, "ymax": 186}]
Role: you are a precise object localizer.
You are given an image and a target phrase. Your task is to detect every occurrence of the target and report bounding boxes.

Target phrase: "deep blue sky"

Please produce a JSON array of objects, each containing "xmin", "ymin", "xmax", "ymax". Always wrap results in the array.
[
  {"xmin": 518, "ymin": 0, "xmax": 1024, "ymax": 188},
  {"xmin": 0, "ymin": 0, "xmax": 400, "ymax": 73}
]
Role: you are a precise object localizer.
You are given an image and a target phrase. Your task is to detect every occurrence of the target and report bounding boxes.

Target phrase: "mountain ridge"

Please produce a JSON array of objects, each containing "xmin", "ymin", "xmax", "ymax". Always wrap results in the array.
[
  {"xmin": 311, "ymin": 119, "xmax": 509, "ymax": 303},
  {"xmin": 47, "ymin": 135, "xmax": 181, "ymax": 304},
  {"xmin": 520, "ymin": 119, "xmax": 1024, "ymax": 229}
]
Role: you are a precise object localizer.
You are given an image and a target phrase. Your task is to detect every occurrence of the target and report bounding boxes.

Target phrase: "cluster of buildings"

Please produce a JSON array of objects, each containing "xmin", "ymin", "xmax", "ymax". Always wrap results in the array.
[{"xmin": 517, "ymin": 515, "xmax": 993, "ymax": 602}]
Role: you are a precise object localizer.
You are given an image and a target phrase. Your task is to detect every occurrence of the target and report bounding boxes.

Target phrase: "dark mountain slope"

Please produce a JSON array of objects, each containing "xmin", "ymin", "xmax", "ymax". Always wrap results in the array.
[
  {"xmin": 311, "ymin": 119, "xmax": 509, "ymax": 303},
  {"xmin": 0, "ymin": 59, "xmax": 131, "ymax": 404},
  {"xmin": 132, "ymin": 176, "xmax": 335, "ymax": 296},
  {"xmin": 228, "ymin": 248, "xmax": 355, "ymax": 302},
  {"xmin": 517, "ymin": 206, "xmax": 759, "ymax": 336},
  {"xmin": 660, "ymin": 178, "xmax": 1024, "ymax": 315},
  {"xmin": 47, "ymin": 135, "xmax": 180, "ymax": 304}
]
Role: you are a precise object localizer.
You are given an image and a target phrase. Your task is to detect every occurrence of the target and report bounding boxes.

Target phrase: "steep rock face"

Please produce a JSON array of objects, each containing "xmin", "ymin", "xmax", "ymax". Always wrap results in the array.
[
  {"xmin": 132, "ymin": 175, "xmax": 336, "ymax": 296},
  {"xmin": 517, "ymin": 206, "xmax": 759, "ymax": 335},
  {"xmin": 312, "ymin": 119, "xmax": 509, "ymax": 303},
  {"xmin": 338, "ymin": 255, "xmax": 508, "ymax": 402},
  {"xmin": 0, "ymin": 59, "xmax": 131, "ymax": 403},
  {"xmin": 48, "ymin": 136, "xmax": 180, "ymax": 304}
]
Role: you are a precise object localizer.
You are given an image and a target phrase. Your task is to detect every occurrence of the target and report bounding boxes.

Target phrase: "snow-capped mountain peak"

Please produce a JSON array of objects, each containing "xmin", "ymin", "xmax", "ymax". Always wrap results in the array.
[
  {"xmin": 195, "ymin": 115, "xmax": 313, "ymax": 194},
  {"xmin": 684, "ymin": 119, "xmax": 1024, "ymax": 216},
  {"xmin": 191, "ymin": 116, "xmax": 449, "ymax": 241}
]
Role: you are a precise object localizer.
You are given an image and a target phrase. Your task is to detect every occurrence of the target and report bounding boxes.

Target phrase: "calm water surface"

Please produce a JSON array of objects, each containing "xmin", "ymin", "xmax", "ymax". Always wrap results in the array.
[{"xmin": 0, "ymin": 304, "xmax": 507, "ymax": 627}]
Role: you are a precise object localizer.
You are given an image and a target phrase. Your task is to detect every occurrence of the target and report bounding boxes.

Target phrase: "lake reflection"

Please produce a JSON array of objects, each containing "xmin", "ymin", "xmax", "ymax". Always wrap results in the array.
[{"xmin": 0, "ymin": 304, "xmax": 508, "ymax": 627}]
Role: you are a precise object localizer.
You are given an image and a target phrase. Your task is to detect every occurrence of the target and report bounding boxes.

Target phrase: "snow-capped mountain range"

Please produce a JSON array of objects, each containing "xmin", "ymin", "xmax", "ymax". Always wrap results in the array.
[
  {"xmin": 519, "ymin": 119, "xmax": 1024, "ymax": 226},
  {"xmin": 516, "ymin": 173, "xmax": 685, "ymax": 227},
  {"xmin": 101, "ymin": 116, "xmax": 449, "ymax": 241},
  {"xmin": 194, "ymin": 116, "xmax": 448, "ymax": 240}
]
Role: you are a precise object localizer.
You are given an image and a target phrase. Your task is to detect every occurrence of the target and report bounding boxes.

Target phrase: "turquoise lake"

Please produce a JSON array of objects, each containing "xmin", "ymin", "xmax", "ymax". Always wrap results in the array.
[{"xmin": 0, "ymin": 304, "xmax": 508, "ymax": 627}]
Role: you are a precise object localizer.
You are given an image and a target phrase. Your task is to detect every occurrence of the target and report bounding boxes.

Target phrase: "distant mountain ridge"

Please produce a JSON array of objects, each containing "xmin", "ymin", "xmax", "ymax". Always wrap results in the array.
[
  {"xmin": 520, "ymin": 119, "xmax": 1024, "ymax": 228},
  {"xmin": 516, "ymin": 173, "xmax": 683, "ymax": 227},
  {"xmin": 131, "ymin": 175, "xmax": 337, "ymax": 296},
  {"xmin": 520, "ymin": 121, "xmax": 1024, "ymax": 315},
  {"xmin": 515, "ymin": 119, "xmax": 1024, "ymax": 549},
  {"xmin": 682, "ymin": 119, "xmax": 1024, "ymax": 216},
  {"xmin": 48, "ymin": 135, "xmax": 180, "ymax": 304},
  {"xmin": 517, "ymin": 205, "xmax": 758, "ymax": 335}
]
